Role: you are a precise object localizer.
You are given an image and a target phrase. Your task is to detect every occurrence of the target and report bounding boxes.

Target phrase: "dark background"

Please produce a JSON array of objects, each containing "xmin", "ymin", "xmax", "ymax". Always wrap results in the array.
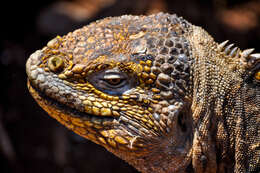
[{"xmin": 0, "ymin": 0, "xmax": 259, "ymax": 173}]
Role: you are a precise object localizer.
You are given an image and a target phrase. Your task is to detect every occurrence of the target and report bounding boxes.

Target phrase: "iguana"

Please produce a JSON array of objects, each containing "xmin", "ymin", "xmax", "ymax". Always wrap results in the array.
[{"xmin": 26, "ymin": 13, "xmax": 260, "ymax": 173}]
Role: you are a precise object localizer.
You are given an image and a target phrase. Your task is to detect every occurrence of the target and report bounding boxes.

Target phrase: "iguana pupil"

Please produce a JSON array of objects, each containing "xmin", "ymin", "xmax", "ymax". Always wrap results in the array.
[{"xmin": 106, "ymin": 78, "xmax": 123, "ymax": 85}]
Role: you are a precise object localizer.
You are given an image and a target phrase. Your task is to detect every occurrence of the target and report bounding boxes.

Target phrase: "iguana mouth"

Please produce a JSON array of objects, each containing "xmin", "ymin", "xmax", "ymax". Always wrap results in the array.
[{"xmin": 27, "ymin": 79, "xmax": 118, "ymax": 126}]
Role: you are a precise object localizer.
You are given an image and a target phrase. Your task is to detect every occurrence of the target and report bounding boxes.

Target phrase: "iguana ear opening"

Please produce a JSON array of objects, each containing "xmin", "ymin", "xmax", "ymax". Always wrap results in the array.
[
  {"xmin": 254, "ymin": 70, "xmax": 260, "ymax": 81},
  {"xmin": 244, "ymin": 62, "xmax": 260, "ymax": 87}
]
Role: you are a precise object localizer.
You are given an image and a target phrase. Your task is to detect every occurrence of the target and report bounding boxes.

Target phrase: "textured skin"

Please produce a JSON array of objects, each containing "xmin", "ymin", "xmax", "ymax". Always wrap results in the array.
[{"xmin": 26, "ymin": 13, "xmax": 259, "ymax": 173}]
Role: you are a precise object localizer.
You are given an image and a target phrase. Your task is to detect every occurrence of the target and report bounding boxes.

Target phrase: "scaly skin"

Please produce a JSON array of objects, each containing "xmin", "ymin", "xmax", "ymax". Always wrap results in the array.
[{"xmin": 26, "ymin": 13, "xmax": 259, "ymax": 173}]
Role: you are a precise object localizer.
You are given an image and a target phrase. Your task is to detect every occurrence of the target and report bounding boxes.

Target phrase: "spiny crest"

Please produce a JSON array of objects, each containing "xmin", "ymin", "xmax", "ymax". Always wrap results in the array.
[{"xmin": 218, "ymin": 40, "xmax": 260, "ymax": 68}]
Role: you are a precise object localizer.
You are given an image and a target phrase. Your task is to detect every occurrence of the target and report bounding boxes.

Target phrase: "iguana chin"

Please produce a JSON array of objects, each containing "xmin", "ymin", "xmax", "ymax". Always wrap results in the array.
[{"xmin": 26, "ymin": 13, "xmax": 260, "ymax": 173}]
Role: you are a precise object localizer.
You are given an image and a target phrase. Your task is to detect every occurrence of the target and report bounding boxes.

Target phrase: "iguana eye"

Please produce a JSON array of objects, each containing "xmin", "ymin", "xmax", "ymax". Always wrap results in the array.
[
  {"xmin": 102, "ymin": 72, "xmax": 127, "ymax": 88},
  {"xmin": 103, "ymin": 74, "xmax": 125, "ymax": 86},
  {"xmin": 88, "ymin": 69, "xmax": 137, "ymax": 96}
]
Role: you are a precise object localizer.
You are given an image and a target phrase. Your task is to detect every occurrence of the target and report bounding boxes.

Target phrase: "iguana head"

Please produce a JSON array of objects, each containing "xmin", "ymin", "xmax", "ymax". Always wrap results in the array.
[{"xmin": 26, "ymin": 13, "xmax": 259, "ymax": 172}]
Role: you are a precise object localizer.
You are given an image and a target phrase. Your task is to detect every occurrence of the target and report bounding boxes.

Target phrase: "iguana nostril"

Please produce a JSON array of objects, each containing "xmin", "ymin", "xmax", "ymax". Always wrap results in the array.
[{"xmin": 48, "ymin": 56, "xmax": 64, "ymax": 72}]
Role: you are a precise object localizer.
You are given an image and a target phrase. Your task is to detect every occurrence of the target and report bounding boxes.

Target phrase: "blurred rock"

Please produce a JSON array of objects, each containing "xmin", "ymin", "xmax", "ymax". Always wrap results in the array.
[{"xmin": 217, "ymin": 1, "xmax": 260, "ymax": 32}]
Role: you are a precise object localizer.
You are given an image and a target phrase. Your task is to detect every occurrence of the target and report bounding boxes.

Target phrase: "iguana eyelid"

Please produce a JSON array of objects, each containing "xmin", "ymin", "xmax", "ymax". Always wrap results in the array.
[
  {"xmin": 101, "ymin": 69, "xmax": 128, "ymax": 83},
  {"xmin": 103, "ymin": 73, "xmax": 126, "ymax": 86},
  {"xmin": 103, "ymin": 74, "xmax": 122, "ymax": 80}
]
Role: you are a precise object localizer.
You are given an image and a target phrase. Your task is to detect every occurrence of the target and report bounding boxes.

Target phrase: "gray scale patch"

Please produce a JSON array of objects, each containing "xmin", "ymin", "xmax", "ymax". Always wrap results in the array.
[
  {"xmin": 161, "ymin": 63, "xmax": 174, "ymax": 75},
  {"xmin": 30, "ymin": 70, "xmax": 38, "ymax": 80},
  {"xmin": 37, "ymin": 68, "xmax": 44, "ymax": 74},
  {"xmin": 157, "ymin": 73, "xmax": 171, "ymax": 85},
  {"xmin": 37, "ymin": 74, "xmax": 45, "ymax": 83},
  {"xmin": 51, "ymin": 86, "xmax": 59, "ymax": 93},
  {"xmin": 153, "ymin": 113, "xmax": 160, "ymax": 121},
  {"xmin": 39, "ymin": 82, "xmax": 48, "ymax": 90},
  {"xmin": 160, "ymin": 91, "xmax": 174, "ymax": 100},
  {"xmin": 30, "ymin": 65, "xmax": 38, "ymax": 71}
]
